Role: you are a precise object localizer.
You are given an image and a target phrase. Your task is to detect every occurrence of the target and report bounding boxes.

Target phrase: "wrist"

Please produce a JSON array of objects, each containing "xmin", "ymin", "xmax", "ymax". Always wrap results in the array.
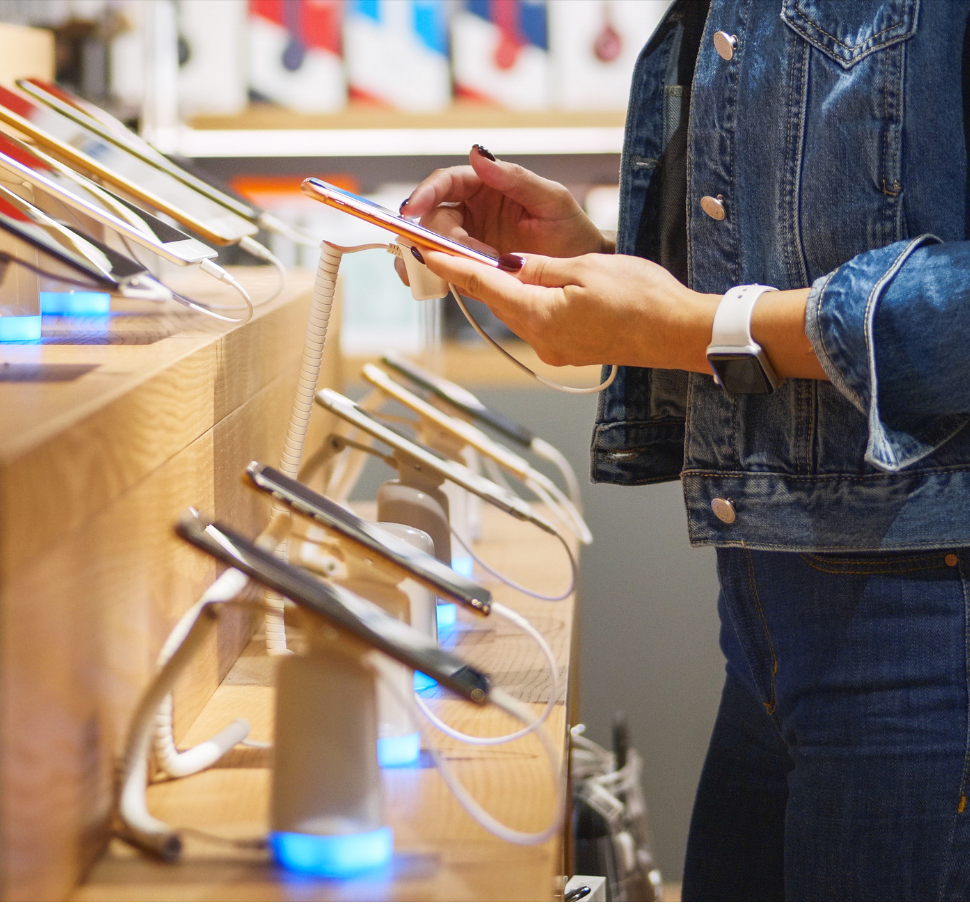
[{"xmin": 673, "ymin": 290, "xmax": 720, "ymax": 374}]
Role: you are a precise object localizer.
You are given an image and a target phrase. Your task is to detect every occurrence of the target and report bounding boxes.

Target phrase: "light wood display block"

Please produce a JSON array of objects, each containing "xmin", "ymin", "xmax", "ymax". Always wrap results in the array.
[
  {"xmin": 74, "ymin": 503, "xmax": 578, "ymax": 901},
  {"xmin": 0, "ymin": 23, "xmax": 54, "ymax": 89},
  {"xmin": 0, "ymin": 269, "xmax": 339, "ymax": 900}
]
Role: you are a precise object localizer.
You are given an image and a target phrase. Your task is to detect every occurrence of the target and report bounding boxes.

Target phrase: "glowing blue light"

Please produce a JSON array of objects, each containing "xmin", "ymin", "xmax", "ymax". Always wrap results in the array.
[
  {"xmin": 377, "ymin": 731, "xmax": 421, "ymax": 767},
  {"xmin": 39, "ymin": 291, "xmax": 110, "ymax": 315},
  {"xmin": 452, "ymin": 555, "xmax": 474, "ymax": 578},
  {"xmin": 436, "ymin": 602, "xmax": 457, "ymax": 630},
  {"xmin": 413, "ymin": 670, "xmax": 437, "ymax": 692},
  {"xmin": 0, "ymin": 314, "xmax": 42, "ymax": 341},
  {"xmin": 269, "ymin": 826, "xmax": 393, "ymax": 877}
]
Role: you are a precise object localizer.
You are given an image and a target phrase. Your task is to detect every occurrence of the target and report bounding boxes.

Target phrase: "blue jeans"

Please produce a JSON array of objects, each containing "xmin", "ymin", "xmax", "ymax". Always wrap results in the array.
[{"xmin": 682, "ymin": 548, "xmax": 970, "ymax": 901}]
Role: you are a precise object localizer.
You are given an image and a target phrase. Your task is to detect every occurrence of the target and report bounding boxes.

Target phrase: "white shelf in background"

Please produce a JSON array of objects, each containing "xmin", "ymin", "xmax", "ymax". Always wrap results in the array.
[{"xmin": 169, "ymin": 124, "xmax": 625, "ymax": 159}]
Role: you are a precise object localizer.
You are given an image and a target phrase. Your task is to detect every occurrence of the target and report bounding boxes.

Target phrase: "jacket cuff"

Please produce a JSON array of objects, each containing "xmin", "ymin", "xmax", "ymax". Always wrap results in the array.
[{"xmin": 805, "ymin": 234, "xmax": 966, "ymax": 471}]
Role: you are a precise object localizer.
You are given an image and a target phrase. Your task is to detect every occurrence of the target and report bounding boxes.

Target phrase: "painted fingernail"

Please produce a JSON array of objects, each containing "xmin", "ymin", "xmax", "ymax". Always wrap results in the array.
[
  {"xmin": 498, "ymin": 253, "xmax": 525, "ymax": 272},
  {"xmin": 473, "ymin": 144, "xmax": 496, "ymax": 162},
  {"xmin": 399, "ymin": 197, "xmax": 410, "ymax": 212},
  {"xmin": 410, "ymin": 246, "xmax": 426, "ymax": 265}
]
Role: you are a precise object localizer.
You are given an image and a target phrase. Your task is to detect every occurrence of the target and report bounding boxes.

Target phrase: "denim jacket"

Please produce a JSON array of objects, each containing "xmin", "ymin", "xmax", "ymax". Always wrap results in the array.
[{"xmin": 591, "ymin": 0, "xmax": 970, "ymax": 551}]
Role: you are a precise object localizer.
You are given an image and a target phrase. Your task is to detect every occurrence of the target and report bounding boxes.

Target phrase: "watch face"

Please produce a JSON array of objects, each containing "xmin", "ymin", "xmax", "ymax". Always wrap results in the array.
[{"xmin": 708, "ymin": 354, "xmax": 775, "ymax": 395}]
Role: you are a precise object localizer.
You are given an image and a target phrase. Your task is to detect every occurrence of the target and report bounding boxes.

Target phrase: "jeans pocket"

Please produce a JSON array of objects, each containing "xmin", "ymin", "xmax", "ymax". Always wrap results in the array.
[
  {"xmin": 718, "ymin": 550, "xmax": 780, "ymax": 715},
  {"xmin": 798, "ymin": 549, "xmax": 950, "ymax": 575}
]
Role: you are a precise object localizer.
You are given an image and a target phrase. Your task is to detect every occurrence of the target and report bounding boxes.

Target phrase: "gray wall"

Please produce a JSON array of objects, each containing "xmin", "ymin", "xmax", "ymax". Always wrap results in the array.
[{"xmin": 348, "ymin": 378, "xmax": 724, "ymax": 881}]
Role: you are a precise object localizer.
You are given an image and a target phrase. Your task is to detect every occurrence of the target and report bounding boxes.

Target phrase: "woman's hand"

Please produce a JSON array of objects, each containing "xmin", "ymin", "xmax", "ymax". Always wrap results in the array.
[
  {"xmin": 417, "ymin": 246, "xmax": 825, "ymax": 381},
  {"xmin": 419, "ymin": 246, "xmax": 716, "ymax": 370},
  {"xmin": 396, "ymin": 145, "xmax": 611, "ymax": 285}
]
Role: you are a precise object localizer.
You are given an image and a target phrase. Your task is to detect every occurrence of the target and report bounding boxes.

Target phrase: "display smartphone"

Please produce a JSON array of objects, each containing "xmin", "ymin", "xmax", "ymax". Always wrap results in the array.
[
  {"xmin": 0, "ymin": 84, "xmax": 258, "ymax": 245},
  {"xmin": 0, "ymin": 206, "xmax": 168, "ymax": 301},
  {"xmin": 381, "ymin": 352, "xmax": 534, "ymax": 448},
  {"xmin": 244, "ymin": 462, "xmax": 492, "ymax": 617},
  {"xmin": 16, "ymin": 78, "xmax": 264, "ymax": 224},
  {"xmin": 302, "ymin": 177, "xmax": 502, "ymax": 268},
  {"xmin": 315, "ymin": 388, "xmax": 554, "ymax": 533},
  {"xmin": 362, "ymin": 362, "xmax": 536, "ymax": 480},
  {"xmin": 176, "ymin": 509, "xmax": 491, "ymax": 703},
  {"xmin": 0, "ymin": 131, "xmax": 216, "ymax": 266}
]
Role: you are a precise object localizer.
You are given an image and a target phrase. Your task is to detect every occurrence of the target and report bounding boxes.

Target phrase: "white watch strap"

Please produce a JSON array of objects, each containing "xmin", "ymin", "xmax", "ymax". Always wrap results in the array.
[{"xmin": 709, "ymin": 284, "xmax": 778, "ymax": 348}]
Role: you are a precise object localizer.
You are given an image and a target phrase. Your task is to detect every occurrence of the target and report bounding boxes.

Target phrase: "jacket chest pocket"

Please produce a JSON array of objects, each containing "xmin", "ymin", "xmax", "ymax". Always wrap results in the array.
[{"xmin": 781, "ymin": 0, "xmax": 919, "ymax": 68}]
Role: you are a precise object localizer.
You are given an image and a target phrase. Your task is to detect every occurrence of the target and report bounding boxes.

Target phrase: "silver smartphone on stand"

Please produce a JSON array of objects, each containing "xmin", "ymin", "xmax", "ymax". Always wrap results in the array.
[
  {"xmin": 176, "ymin": 509, "xmax": 491, "ymax": 703},
  {"xmin": 315, "ymin": 388, "xmax": 555, "ymax": 533},
  {"xmin": 0, "ymin": 204, "xmax": 167, "ymax": 301},
  {"xmin": 0, "ymin": 131, "xmax": 216, "ymax": 266}
]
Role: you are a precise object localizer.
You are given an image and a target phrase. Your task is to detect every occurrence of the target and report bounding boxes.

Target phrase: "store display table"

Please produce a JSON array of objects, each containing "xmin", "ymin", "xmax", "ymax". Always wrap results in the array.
[{"xmin": 74, "ymin": 502, "xmax": 577, "ymax": 901}]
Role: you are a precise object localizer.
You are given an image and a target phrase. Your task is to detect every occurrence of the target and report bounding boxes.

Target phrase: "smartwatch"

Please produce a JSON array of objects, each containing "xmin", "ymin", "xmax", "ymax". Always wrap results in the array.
[{"xmin": 706, "ymin": 284, "xmax": 779, "ymax": 395}]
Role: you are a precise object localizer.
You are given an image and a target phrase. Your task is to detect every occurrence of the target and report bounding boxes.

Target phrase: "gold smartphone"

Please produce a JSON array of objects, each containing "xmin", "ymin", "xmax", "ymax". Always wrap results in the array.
[
  {"xmin": 0, "ymin": 85, "xmax": 257, "ymax": 245},
  {"xmin": 302, "ymin": 177, "xmax": 502, "ymax": 268}
]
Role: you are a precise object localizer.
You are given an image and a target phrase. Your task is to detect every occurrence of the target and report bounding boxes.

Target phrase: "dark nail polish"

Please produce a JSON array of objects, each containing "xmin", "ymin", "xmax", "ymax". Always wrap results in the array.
[
  {"xmin": 473, "ymin": 144, "xmax": 496, "ymax": 162},
  {"xmin": 410, "ymin": 246, "xmax": 426, "ymax": 265},
  {"xmin": 498, "ymin": 253, "xmax": 525, "ymax": 272},
  {"xmin": 399, "ymin": 197, "xmax": 410, "ymax": 213}
]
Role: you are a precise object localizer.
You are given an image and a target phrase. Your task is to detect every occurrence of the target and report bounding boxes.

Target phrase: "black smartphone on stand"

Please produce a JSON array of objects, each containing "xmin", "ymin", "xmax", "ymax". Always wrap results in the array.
[
  {"xmin": 176, "ymin": 509, "xmax": 491, "ymax": 703},
  {"xmin": 243, "ymin": 461, "xmax": 492, "ymax": 616}
]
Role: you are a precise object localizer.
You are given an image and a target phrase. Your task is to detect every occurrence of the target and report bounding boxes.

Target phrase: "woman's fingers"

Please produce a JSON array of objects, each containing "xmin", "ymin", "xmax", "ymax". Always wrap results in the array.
[
  {"xmin": 402, "ymin": 165, "xmax": 482, "ymax": 219},
  {"xmin": 469, "ymin": 149, "xmax": 578, "ymax": 218}
]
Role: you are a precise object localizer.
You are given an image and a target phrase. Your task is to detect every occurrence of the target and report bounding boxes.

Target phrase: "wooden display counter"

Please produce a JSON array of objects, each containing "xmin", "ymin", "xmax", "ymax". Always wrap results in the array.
[
  {"xmin": 0, "ymin": 267, "xmax": 579, "ymax": 900},
  {"xmin": 75, "ymin": 503, "xmax": 576, "ymax": 902},
  {"xmin": 0, "ymin": 269, "xmax": 334, "ymax": 899}
]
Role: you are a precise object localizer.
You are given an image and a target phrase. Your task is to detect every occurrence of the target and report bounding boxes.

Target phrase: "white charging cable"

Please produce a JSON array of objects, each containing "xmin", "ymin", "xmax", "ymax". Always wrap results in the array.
[
  {"xmin": 531, "ymin": 437, "xmax": 583, "ymax": 511},
  {"xmin": 448, "ymin": 283, "xmax": 618, "ymax": 396},
  {"xmin": 450, "ymin": 518, "xmax": 577, "ymax": 603},
  {"xmin": 384, "ymin": 673, "xmax": 563, "ymax": 847},
  {"xmin": 118, "ymin": 569, "xmax": 253, "ymax": 859},
  {"xmin": 479, "ymin": 452, "xmax": 591, "ymax": 547},
  {"xmin": 150, "ymin": 569, "xmax": 252, "ymax": 779},
  {"xmin": 258, "ymin": 211, "xmax": 325, "ymax": 249},
  {"xmin": 413, "ymin": 600, "xmax": 558, "ymax": 745},
  {"xmin": 238, "ymin": 236, "xmax": 287, "ymax": 307},
  {"xmin": 165, "ymin": 258, "xmax": 254, "ymax": 325},
  {"xmin": 523, "ymin": 474, "xmax": 592, "ymax": 546}
]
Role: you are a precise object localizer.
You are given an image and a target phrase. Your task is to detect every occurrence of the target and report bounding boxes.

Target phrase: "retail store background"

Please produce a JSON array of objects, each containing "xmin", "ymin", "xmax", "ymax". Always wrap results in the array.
[{"xmin": 0, "ymin": 0, "xmax": 723, "ymax": 885}]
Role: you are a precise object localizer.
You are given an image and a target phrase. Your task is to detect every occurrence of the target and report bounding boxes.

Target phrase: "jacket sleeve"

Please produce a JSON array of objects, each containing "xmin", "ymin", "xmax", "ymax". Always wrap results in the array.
[{"xmin": 805, "ymin": 233, "xmax": 970, "ymax": 472}]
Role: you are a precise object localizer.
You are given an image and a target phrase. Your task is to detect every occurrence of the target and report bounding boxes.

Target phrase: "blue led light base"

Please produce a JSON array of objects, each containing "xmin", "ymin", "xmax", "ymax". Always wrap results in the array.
[
  {"xmin": 39, "ymin": 291, "xmax": 110, "ymax": 315},
  {"xmin": 436, "ymin": 601, "xmax": 457, "ymax": 630},
  {"xmin": 452, "ymin": 555, "xmax": 474, "ymax": 579},
  {"xmin": 0, "ymin": 314, "xmax": 41, "ymax": 342},
  {"xmin": 376, "ymin": 731, "xmax": 421, "ymax": 767},
  {"xmin": 270, "ymin": 826, "xmax": 393, "ymax": 877},
  {"xmin": 413, "ymin": 670, "xmax": 437, "ymax": 692},
  {"xmin": 436, "ymin": 557, "xmax": 472, "ymax": 632}
]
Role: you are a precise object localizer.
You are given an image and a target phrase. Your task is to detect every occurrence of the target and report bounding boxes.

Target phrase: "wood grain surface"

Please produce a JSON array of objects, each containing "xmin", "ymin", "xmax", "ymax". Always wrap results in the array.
[
  {"xmin": 0, "ymin": 270, "xmax": 343, "ymax": 899},
  {"xmin": 75, "ymin": 503, "xmax": 578, "ymax": 901}
]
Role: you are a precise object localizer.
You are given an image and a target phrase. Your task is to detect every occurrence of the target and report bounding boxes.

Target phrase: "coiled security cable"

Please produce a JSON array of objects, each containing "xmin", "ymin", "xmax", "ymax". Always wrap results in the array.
[{"xmin": 263, "ymin": 239, "xmax": 393, "ymax": 654}]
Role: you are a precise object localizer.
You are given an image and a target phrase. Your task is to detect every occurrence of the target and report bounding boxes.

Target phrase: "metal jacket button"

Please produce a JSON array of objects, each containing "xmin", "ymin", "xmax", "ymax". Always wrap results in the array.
[
  {"xmin": 701, "ymin": 195, "xmax": 726, "ymax": 220},
  {"xmin": 714, "ymin": 31, "xmax": 738, "ymax": 60},
  {"xmin": 711, "ymin": 498, "xmax": 736, "ymax": 523}
]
